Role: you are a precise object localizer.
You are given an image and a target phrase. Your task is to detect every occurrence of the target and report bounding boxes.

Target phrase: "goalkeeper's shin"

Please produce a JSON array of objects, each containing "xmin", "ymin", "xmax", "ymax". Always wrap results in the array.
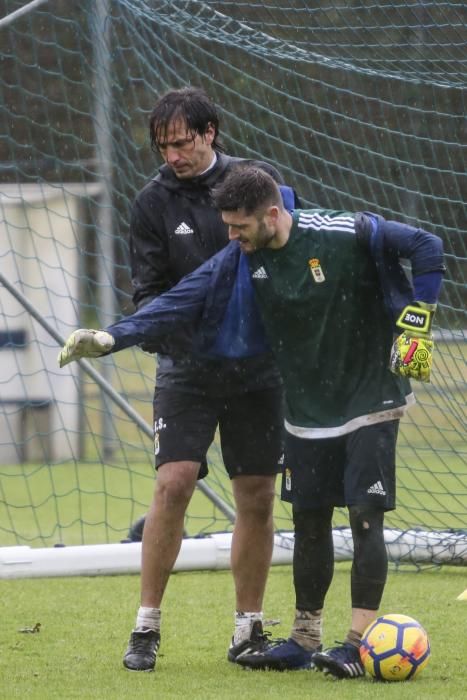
[
  {"xmin": 58, "ymin": 329, "xmax": 115, "ymax": 368},
  {"xmin": 389, "ymin": 302, "xmax": 436, "ymax": 383}
]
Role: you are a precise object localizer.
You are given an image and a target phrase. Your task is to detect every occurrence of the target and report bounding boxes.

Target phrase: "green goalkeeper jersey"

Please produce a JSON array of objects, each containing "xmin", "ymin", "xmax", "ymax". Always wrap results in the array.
[{"xmin": 247, "ymin": 209, "xmax": 413, "ymax": 438}]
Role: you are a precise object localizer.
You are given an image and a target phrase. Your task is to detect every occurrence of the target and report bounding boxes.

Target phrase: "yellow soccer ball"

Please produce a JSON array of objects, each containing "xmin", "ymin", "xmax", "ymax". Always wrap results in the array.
[{"xmin": 360, "ymin": 613, "xmax": 430, "ymax": 681}]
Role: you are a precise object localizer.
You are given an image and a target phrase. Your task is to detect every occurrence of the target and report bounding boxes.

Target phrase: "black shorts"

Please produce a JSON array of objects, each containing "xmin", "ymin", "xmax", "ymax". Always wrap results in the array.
[
  {"xmin": 281, "ymin": 420, "xmax": 399, "ymax": 511},
  {"xmin": 153, "ymin": 386, "xmax": 284, "ymax": 479}
]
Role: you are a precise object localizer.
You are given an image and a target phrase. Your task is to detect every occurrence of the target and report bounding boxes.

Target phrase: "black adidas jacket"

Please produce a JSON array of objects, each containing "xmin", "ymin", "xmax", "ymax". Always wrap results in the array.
[{"xmin": 129, "ymin": 153, "xmax": 284, "ymax": 395}]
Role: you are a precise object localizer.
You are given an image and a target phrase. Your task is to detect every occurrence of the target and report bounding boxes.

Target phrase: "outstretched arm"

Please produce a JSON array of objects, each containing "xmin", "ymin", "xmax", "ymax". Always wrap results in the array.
[
  {"xmin": 58, "ymin": 249, "xmax": 223, "ymax": 367},
  {"xmin": 58, "ymin": 241, "xmax": 245, "ymax": 367},
  {"xmin": 58, "ymin": 182, "xmax": 297, "ymax": 368}
]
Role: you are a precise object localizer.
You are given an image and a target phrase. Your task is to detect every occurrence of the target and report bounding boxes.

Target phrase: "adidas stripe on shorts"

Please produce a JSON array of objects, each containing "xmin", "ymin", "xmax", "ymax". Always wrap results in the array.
[{"xmin": 281, "ymin": 420, "xmax": 398, "ymax": 511}]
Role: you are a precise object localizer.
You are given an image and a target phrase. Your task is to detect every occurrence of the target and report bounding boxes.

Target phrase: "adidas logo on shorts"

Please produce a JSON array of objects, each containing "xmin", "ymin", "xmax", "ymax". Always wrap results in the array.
[
  {"xmin": 252, "ymin": 266, "xmax": 268, "ymax": 279},
  {"xmin": 367, "ymin": 480, "xmax": 386, "ymax": 496},
  {"xmin": 174, "ymin": 222, "xmax": 194, "ymax": 235}
]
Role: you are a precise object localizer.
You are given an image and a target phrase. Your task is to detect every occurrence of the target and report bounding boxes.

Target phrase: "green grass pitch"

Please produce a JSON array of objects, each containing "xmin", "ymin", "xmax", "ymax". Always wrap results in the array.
[{"xmin": 0, "ymin": 563, "xmax": 465, "ymax": 699}]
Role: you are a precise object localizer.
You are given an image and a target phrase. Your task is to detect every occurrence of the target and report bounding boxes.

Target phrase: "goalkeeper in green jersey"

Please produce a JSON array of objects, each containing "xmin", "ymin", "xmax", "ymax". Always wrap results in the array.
[
  {"xmin": 209, "ymin": 167, "xmax": 443, "ymax": 677},
  {"xmin": 58, "ymin": 166, "xmax": 444, "ymax": 679}
]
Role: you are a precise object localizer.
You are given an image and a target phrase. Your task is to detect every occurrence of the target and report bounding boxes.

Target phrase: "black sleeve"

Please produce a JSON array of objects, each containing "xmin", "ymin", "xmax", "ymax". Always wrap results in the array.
[{"xmin": 129, "ymin": 195, "xmax": 171, "ymax": 310}]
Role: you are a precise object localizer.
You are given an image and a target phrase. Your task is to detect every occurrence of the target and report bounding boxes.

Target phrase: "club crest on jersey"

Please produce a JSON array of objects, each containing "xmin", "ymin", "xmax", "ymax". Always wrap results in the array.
[
  {"xmin": 308, "ymin": 258, "xmax": 325, "ymax": 283},
  {"xmin": 284, "ymin": 468, "xmax": 292, "ymax": 491}
]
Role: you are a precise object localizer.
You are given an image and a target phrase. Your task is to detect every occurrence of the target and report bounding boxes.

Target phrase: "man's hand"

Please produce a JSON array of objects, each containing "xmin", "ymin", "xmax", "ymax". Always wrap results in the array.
[
  {"xmin": 389, "ymin": 303, "xmax": 436, "ymax": 383},
  {"xmin": 58, "ymin": 329, "xmax": 115, "ymax": 368}
]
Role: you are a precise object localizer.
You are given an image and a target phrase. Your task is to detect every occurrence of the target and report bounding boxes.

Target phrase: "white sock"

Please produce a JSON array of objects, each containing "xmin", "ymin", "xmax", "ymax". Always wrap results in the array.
[
  {"xmin": 233, "ymin": 611, "xmax": 263, "ymax": 645},
  {"xmin": 135, "ymin": 606, "xmax": 161, "ymax": 633}
]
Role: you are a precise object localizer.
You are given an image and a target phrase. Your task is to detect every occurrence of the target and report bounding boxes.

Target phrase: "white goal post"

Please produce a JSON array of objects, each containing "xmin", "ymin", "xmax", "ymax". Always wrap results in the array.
[{"xmin": 1, "ymin": 529, "xmax": 466, "ymax": 580}]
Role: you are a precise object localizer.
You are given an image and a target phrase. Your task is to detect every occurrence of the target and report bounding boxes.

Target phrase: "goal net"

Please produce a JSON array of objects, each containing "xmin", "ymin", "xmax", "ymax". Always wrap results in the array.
[{"xmin": 0, "ymin": 0, "xmax": 465, "ymax": 572}]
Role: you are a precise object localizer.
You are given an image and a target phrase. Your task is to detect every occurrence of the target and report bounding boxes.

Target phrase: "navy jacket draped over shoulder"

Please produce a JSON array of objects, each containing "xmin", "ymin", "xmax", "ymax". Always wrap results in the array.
[{"xmin": 107, "ymin": 213, "xmax": 444, "ymax": 359}]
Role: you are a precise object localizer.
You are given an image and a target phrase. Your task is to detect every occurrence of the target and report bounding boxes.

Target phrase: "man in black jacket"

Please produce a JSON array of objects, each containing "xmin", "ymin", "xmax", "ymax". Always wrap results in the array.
[{"xmin": 122, "ymin": 87, "xmax": 285, "ymax": 672}]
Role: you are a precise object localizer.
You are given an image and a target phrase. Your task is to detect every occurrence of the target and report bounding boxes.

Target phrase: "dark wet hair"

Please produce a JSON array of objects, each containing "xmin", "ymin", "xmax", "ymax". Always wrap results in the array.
[
  {"xmin": 212, "ymin": 165, "xmax": 283, "ymax": 215},
  {"xmin": 149, "ymin": 86, "xmax": 224, "ymax": 153}
]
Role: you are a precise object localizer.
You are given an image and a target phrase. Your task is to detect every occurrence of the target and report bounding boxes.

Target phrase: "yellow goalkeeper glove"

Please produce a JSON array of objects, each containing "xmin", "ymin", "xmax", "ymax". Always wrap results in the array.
[
  {"xmin": 389, "ymin": 302, "xmax": 436, "ymax": 383},
  {"xmin": 58, "ymin": 329, "xmax": 115, "ymax": 368}
]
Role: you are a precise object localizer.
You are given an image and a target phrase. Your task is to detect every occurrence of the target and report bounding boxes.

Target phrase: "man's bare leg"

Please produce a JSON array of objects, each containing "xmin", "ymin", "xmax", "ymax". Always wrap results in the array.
[
  {"xmin": 123, "ymin": 460, "xmax": 199, "ymax": 671},
  {"xmin": 140, "ymin": 460, "xmax": 200, "ymax": 607},
  {"xmin": 231, "ymin": 474, "xmax": 276, "ymax": 610},
  {"xmin": 228, "ymin": 474, "xmax": 276, "ymax": 655}
]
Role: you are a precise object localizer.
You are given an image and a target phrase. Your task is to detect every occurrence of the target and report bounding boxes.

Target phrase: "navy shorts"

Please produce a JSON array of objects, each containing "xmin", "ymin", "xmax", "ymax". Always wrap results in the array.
[
  {"xmin": 153, "ymin": 386, "xmax": 284, "ymax": 479},
  {"xmin": 281, "ymin": 420, "xmax": 399, "ymax": 511}
]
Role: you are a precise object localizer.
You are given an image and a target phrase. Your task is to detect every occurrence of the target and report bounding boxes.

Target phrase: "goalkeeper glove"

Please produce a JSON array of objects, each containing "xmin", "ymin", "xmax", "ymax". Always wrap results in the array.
[
  {"xmin": 389, "ymin": 302, "xmax": 436, "ymax": 383},
  {"xmin": 58, "ymin": 329, "xmax": 115, "ymax": 368}
]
